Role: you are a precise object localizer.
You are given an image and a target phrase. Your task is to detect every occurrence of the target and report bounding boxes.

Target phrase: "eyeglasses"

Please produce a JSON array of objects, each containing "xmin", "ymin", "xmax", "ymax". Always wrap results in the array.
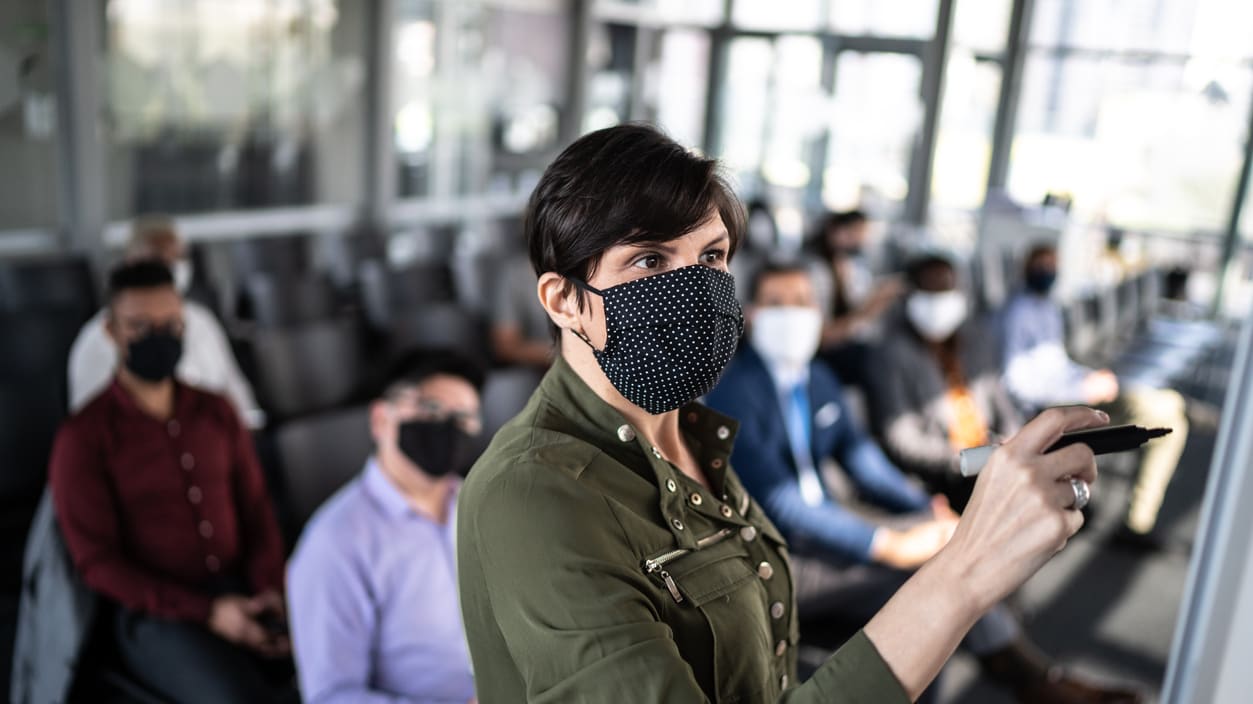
[
  {"xmin": 117, "ymin": 317, "xmax": 185, "ymax": 339},
  {"xmin": 392, "ymin": 395, "xmax": 482, "ymax": 435}
]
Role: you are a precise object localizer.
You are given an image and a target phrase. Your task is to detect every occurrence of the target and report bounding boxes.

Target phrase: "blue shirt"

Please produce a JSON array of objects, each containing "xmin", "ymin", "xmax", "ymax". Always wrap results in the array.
[
  {"xmin": 288, "ymin": 460, "xmax": 474, "ymax": 704},
  {"xmin": 1002, "ymin": 291, "xmax": 1093, "ymax": 407},
  {"xmin": 705, "ymin": 347, "xmax": 930, "ymax": 564}
]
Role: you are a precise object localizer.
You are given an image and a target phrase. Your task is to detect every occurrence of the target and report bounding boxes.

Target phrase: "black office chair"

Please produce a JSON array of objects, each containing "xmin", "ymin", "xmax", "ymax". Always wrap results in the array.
[
  {"xmin": 387, "ymin": 303, "xmax": 490, "ymax": 366},
  {"xmin": 249, "ymin": 317, "xmax": 364, "ymax": 420},
  {"xmin": 240, "ymin": 272, "xmax": 339, "ymax": 327},
  {"xmin": 274, "ymin": 404, "xmax": 374, "ymax": 532},
  {"xmin": 0, "ymin": 256, "xmax": 97, "ymax": 319}
]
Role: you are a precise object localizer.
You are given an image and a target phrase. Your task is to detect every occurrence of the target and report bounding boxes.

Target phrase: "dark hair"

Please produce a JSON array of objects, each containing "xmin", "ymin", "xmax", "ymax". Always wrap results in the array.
[
  {"xmin": 748, "ymin": 260, "xmax": 812, "ymax": 302},
  {"xmin": 1025, "ymin": 242, "xmax": 1057, "ymax": 270},
  {"xmin": 525, "ymin": 124, "xmax": 745, "ymax": 337},
  {"xmin": 379, "ymin": 349, "xmax": 486, "ymax": 400},
  {"xmin": 818, "ymin": 209, "xmax": 868, "ymax": 259},
  {"xmin": 107, "ymin": 259, "xmax": 175, "ymax": 305},
  {"xmin": 904, "ymin": 253, "xmax": 957, "ymax": 288}
]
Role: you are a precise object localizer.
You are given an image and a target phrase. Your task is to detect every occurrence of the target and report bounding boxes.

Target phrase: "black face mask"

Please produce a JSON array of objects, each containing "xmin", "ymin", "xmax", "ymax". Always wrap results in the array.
[
  {"xmin": 1025, "ymin": 269, "xmax": 1057, "ymax": 294},
  {"xmin": 125, "ymin": 330, "xmax": 183, "ymax": 383},
  {"xmin": 572, "ymin": 264, "xmax": 744, "ymax": 415},
  {"xmin": 397, "ymin": 419, "xmax": 479, "ymax": 478}
]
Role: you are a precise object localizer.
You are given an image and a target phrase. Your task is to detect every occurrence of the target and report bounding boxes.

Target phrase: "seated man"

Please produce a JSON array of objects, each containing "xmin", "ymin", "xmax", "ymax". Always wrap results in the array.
[
  {"xmin": 49, "ymin": 260, "xmax": 291, "ymax": 703},
  {"xmin": 868, "ymin": 253, "xmax": 1023, "ymax": 510},
  {"xmin": 705, "ymin": 262, "xmax": 1141, "ymax": 704},
  {"xmin": 68, "ymin": 215, "xmax": 263, "ymax": 427},
  {"xmin": 1003, "ymin": 244, "xmax": 1189, "ymax": 549},
  {"xmin": 287, "ymin": 351, "xmax": 483, "ymax": 704}
]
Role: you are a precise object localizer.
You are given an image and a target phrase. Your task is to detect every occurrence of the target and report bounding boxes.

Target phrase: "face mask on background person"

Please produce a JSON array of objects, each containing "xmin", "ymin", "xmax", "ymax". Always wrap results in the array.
[
  {"xmin": 171, "ymin": 259, "xmax": 193, "ymax": 294},
  {"xmin": 571, "ymin": 264, "xmax": 745, "ymax": 415},
  {"xmin": 1025, "ymin": 269, "xmax": 1057, "ymax": 295},
  {"xmin": 906, "ymin": 290, "xmax": 968, "ymax": 343},
  {"xmin": 396, "ymin": 418, "xmax": 480, "ymax": 478},
  {"xmin": 751, "ymin": 306, "xmax": 823, "ymax": 370},
  {"xmin": 125, "ymin": 329, "xmax": 183, "ymax": 382}
]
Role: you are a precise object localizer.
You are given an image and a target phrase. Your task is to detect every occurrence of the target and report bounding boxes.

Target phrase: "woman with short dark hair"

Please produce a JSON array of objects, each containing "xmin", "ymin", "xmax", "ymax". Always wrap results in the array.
[{"xmin": 456, "ymin": 124, "xmax": 1130, "ymax": 703}]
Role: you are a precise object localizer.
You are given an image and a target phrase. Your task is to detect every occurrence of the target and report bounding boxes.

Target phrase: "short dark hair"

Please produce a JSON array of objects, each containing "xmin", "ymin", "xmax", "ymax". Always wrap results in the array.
[
  {"xmin": 1025, "ymin": 242, "xmax": 1057, "ymax": 267},
  {"xmin": 819, "ymin": 210, "xmax": 868, "ymax": 259},
  {"xmin": 748, "ymin": 260, "xmax": 811, "ymax": 302},
  {"xmin": 379, "ymin": 349, "xmax": 486, "ymax": 401},
  {"xmin": 525, "ymin": 124, "xmax": 745, "ymax": 335},
  {"xmin": 107, "ymin": 259, "xmax": 175, "ymax": 306},
  {"xmin": 905, "ymin": 253, "xmax": 957, "ymax": 288}
]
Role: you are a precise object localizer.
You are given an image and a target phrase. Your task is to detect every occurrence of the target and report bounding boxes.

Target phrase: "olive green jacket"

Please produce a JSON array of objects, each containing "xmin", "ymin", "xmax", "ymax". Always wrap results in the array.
[{"xmin": 457, "ymin": 356, "xmax": 909, "ymax": 703}]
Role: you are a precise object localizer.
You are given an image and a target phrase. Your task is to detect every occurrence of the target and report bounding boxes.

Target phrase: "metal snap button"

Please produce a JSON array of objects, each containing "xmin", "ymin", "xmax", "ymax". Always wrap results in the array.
[
  {"xmin": 741, "ymin": 525, "xmax": 758, "ymax": 541},
  {"xmin": 716, "ymin": 425, "xmax": 730, "ymax": 440},
  {"xmin": 671, "ymin": 519, "xmax": 685, "ymax": 531},
  {"xmin": 689, "ymin": 492, "xmax": 703, "ymax": 506},
  {"xmin": 770, "ymin": 601, "xmax": 785, "ymax": 619},
  {"xmin": 617, "ymin": 425, "xmax": 635, "ymax": 442},
  {"xmin": 665, "ymin": 479, "xmax": 677, "ymax": 493},
  {"xmin": 757, "ymin": 561, "xmax": 774, "ymax": 580}
]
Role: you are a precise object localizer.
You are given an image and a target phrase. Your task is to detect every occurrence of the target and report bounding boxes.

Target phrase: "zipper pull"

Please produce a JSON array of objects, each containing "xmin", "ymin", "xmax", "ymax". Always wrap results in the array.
[{"xmin": 658, "ymin": 569, "xmax": 683, "ymax": 604}]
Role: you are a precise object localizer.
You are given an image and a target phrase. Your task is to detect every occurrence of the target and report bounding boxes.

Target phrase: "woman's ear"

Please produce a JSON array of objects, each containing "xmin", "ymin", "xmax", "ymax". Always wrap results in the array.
[{"xmin": 537, "ymin": 272, "xmax": 583, "ymax": 332}]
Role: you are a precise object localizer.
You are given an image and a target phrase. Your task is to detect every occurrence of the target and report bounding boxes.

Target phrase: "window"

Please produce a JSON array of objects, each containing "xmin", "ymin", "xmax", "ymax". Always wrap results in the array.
[
  {"xmin": 394, "ymin": 1, "xmax": 569, "ymax": 199},
  {"xmin": 642, "ymin": 29, "xmax": 710, "ymax": 149},
  {"xmin": 932, "ymin": 55, "xmax": 1002, "ymax": 213},
  {"xmin": 822, "ymin": 52, "xmax": 923, "ymax": 214},
  {"xmin": 0, "ymin": 0, "xmax": 60, "ymax": 230},
  {"xmin": 732, "ymin": 0, "xmax": 823, "ymax": 32},
  {"xmin": 102, "ymin": 0, "xmax": 367, "ymax": 217},
  {"xmin": 828, "ymin": 0, "xmax": 938, "ymax": 39}
]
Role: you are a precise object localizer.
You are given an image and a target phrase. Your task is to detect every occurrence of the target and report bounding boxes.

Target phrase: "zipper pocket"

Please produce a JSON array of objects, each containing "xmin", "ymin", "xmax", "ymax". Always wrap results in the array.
[{"xmin": 643, "ymin": 528, "xmax": 735, "ymax": 604}]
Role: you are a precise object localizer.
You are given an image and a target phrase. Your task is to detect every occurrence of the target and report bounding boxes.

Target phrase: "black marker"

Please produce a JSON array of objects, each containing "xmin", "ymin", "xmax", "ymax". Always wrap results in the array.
[{"xmin": 960, "ymin": 424, "xmax": 1173, "ymax": 477}]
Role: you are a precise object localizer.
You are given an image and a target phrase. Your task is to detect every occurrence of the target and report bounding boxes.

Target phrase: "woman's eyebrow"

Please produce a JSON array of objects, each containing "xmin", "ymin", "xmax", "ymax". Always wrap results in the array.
[{"xmin": 702, "ymin": 231, "xmax": 730, "ymax": 249}]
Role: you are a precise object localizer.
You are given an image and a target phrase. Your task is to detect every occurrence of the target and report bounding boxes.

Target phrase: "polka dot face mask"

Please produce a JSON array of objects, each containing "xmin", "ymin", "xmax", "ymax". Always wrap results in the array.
[{"xmin": 572, "ymin": 264, "xmax": 744, "ymax": 415}]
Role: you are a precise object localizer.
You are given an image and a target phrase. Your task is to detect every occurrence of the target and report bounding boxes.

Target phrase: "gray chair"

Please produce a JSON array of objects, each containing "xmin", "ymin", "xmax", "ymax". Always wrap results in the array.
[
  {"xmin": 275, "ymin": 404, "xmax": 374, "ymax": 531},
  {"xmin": 241, "ymin": 273, "xmax": 339, "ymax": 327},
  {"xmin": 0, "ymin": 256, "xmax": 96, "ymax": 319},
  {"xmin": 388, "ymin": 303, "xmax": 490, "ymax": 365},
  {"xmin": 250, "ymin": 317, "xmax": 363, "ymax": 419}
]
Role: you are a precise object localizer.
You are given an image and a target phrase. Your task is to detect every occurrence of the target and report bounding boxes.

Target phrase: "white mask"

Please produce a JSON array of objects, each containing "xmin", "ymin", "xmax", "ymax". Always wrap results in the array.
[
  {"xmin": 906, "ymin": 290, "xmax": 967, "ymax": 342},
  {"xmin": 750, "ymin": 306, "xmax": 823, "ymax": 369},
  {"xmin": 172, "ymin": 259, "xmax": 193, "ymax": 294}
]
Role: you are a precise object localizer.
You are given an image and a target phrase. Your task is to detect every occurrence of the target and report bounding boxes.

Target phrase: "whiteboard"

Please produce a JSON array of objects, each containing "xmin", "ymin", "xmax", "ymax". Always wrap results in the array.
[{"xmin": 1161, "ymin": 311, "xmax": 1253, "ymax": 704}]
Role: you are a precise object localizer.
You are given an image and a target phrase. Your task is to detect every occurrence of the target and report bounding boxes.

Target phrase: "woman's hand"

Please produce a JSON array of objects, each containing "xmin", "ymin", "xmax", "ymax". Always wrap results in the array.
[
  {"xmin": 941, "ymin": 406, "xmax": 1108, "ymax": 614},
  {"xmin": 863, "ymin": 406, "xmax": 1108, "ymax": 699}
]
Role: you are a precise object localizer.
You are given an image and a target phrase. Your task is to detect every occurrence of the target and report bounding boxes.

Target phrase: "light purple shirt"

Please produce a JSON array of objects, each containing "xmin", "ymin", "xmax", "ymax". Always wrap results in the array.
[{"xmin": 288, "ymin": 459, "xmax": 474, "ymax": 704}]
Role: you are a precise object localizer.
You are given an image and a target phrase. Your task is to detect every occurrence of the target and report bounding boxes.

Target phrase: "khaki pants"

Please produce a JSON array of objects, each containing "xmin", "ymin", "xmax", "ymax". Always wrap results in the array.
[{"xmin": 1115, "ymin": 387, "xmax": 1190, "ymax": 534}]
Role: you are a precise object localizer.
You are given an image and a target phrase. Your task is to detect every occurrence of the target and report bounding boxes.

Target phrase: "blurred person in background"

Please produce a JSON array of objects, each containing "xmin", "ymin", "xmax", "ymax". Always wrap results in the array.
[
  {"xmin": 814, "ymin": 210, "xmax": 904, "ymax": 390},
  {"xmin": 869, "ymin": 253, "xmax": 1023, "ymax": 511},
  {"xmin": 1003, "ymin": 244, "xmax": 1189, "ymax": 550},
  {"xmin": 706, "ymin": 261, "xmax": 1142, "ymax": 704},
  {"xmin": 287, "ymin": 350, "xmax": 483, "ymax": 704},
  {"xmin": 49, "ymin": 260, "xmax": 292, "ymax": 703},
  {"xmin": 68, "ymin": 215, "xmax": 263, "ymax": 427},
  {"xmin": 490, "ymin": 254, "xmax": 555, "ymax": 369}
]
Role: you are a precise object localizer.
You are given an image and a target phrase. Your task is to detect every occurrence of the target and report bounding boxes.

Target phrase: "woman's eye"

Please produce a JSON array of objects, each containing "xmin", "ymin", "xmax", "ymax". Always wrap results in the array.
[
  {"xmin": 700, "ymin": 250, "xmax": 727, "ymax": 265},
  {"xmin": 633, "ymin": 254, "xmax": 662, "ymax": 270}
]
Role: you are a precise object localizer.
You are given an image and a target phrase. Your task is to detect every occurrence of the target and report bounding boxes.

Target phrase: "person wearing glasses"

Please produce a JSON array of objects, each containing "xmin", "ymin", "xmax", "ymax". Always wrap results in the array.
[
  {"xmin": 287, "ymin": 351, "xmax": 484, "ymax": 704},
  {"xmin": 455, "ymin": 124, "xmax": 1137, "ymax": 703}
]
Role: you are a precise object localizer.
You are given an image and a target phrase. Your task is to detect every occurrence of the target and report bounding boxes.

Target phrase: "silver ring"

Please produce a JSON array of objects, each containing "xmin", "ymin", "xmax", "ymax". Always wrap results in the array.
[{"xmin": 1069, "ymin": 478, "xmax": 1090, "ymax": 511}]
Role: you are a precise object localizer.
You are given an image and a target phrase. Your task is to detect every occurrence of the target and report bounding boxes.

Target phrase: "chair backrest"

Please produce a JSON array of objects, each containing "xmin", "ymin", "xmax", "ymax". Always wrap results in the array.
[
  {"xmin": 481, "ymin": 367, "xmax": 543, "ymax": 440},
  {"xmin": 228, "ymin": 234, "xmax": 312, "ymax": 280},
  {"xmin": 0, "ymin": 375, "xmax": 65, "ymax": 502},
  {"xmin": 249, "ymin": 317, "xmax": 363, "ymax": 419},
  {"xmin": 388, "ymin": 303, "xmax": 489, "ymax": 365},
  {"xmin": 0, "ymin": 256, "xmax": 96, "ymax": 318},
  {"xmin": 358, "ymin": 260, "xmax": 457, "ymax": 328},
  {"xmin": 242, "ymin": 273, "xmax": 338, "ymax": 327},
  {"xmin": 275, "ymin": 404, "xmax": 374, "ymax": 530}
]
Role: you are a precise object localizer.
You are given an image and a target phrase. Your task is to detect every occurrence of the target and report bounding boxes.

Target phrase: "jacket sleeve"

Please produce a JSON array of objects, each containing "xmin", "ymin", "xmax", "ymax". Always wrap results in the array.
[
  {"xmin": 1002, "ymin": 299, "xmax": 1091, "ymax": 407},
  {"xmin": 50, "ymin": 422, "xmax": 215, "ymax": 623},
  {"xmin": 868, "ymin": 343, "xmax": 960, "ymax": 481}
]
